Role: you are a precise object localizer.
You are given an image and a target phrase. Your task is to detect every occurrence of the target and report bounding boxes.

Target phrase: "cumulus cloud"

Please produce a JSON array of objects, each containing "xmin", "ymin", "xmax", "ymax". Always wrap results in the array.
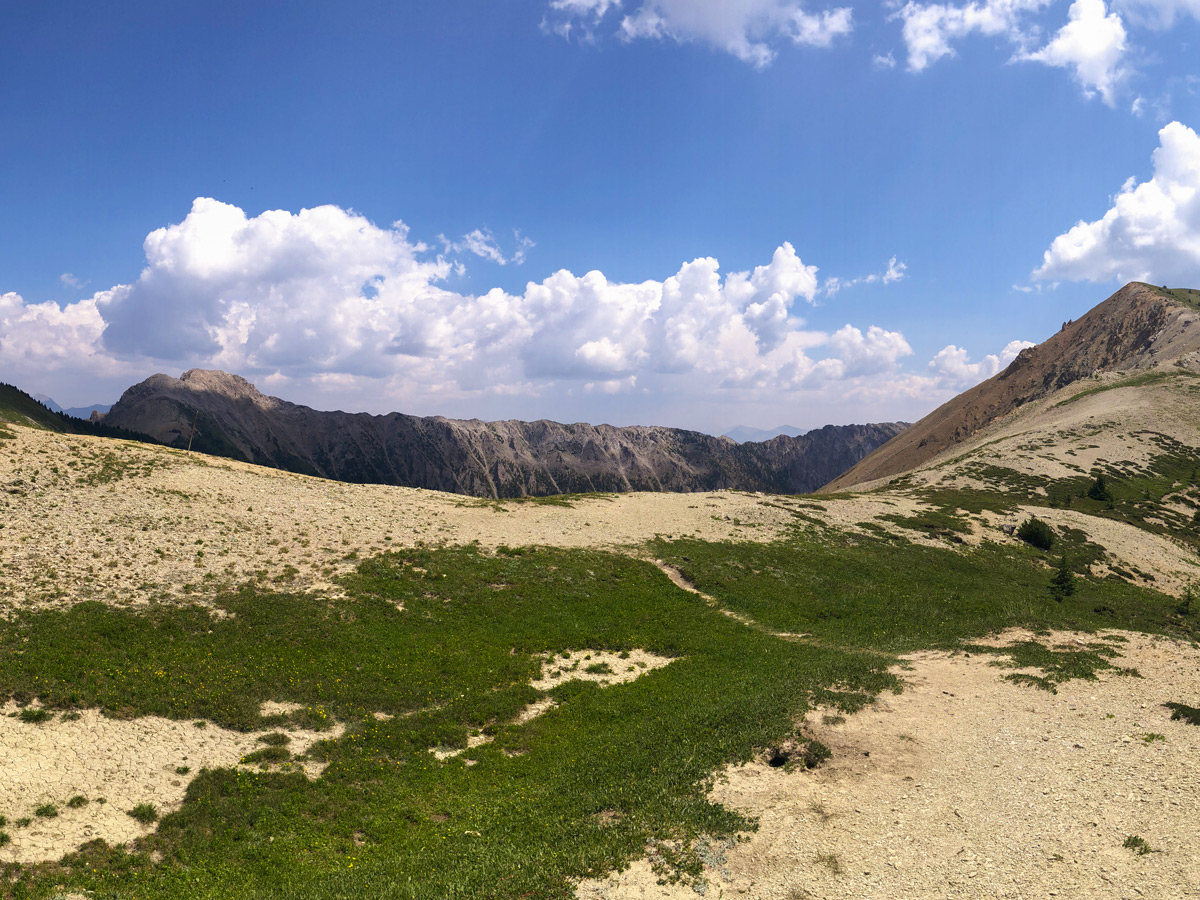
[
  {"xmin": 1034, "ymin": 121, "xmax": 1200, "ymax": 284},
  {"xmin": 0, "ymin": 198, "xmax": 945, "ymax": 417},
  {"xmin": 546, "ymin": 0, "xmax": 853, "ymax": 66},
  {"xmin": 827, "ymin": 324, "xmax": 914, "ymax": 377},
  {"xmin": 1018, "ymin": 0, "xmax": 1128, "ymax": 106},
  {"xmin": 893, "ymin": 0, "xmax": 1050, "ymax": 72},
  {"xmin": 928, "ymin": 338, "xmax": 1035, "ymax": 389},
  {"xmin": 0, "ymin": 292, "xmax": 131, "ymax": 389},
  {"xmin": 893, "ymin": 0, "xmax": 1130, "ymax": 104}
]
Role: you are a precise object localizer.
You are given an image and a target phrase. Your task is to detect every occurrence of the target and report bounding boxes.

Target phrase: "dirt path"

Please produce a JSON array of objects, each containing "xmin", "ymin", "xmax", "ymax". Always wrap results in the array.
[
  {"xmin": 578, "ymin": 630, "xmax": 1200, "ymax": 899},
  {"xmin": 648, "ymin": 558, "xmax": 809, "ymax": 640}
]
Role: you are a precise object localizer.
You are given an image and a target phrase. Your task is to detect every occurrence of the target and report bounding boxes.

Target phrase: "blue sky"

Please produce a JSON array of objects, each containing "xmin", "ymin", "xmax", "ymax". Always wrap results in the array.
[{"xmin": 2, "ymin": 0, "xmax": 1199, "ymax": 433}]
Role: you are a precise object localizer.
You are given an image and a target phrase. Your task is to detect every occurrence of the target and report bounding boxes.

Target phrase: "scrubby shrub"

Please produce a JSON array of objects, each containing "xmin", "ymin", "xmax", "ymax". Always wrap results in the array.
[
  {"xmin": 127, "ymin": 803, "xmax": 158, "ymax": 824},
  {"xmin": 1017, "ymin": 516, "xmax": 1055, "ymax": 551}
]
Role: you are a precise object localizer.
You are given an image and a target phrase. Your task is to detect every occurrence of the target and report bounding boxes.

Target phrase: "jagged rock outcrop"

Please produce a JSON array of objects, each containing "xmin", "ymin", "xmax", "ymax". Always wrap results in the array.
[
  {"xmin": 823, "ymin": 283, "xmax": 1200, "ymax": 491},
  {"xmin": 101, "ymin": 369, "xmax": 907, "ymax": 497}
]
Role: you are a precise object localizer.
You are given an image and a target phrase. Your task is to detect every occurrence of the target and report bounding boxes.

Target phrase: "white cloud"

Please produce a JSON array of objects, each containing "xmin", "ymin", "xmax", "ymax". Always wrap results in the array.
[
  {"xmin": 551, "ymin": 0, "xmax": 621, "ymax": 14},
  {"xmin": 1034, "ymin": 121, "xmax": 1200, "ymax": 284},
  {"xmin": 893, "ymin": 0, "xmax": 1129, "ymax": 104},
  {"xmin": 827, "ymin": 324, "xmax": 914, "ymax": 376},
  {"xmin": 883, "ymin": 255, "xmax": 908, "ymax": 283},
  {"xmin": 823, "ymin": 255, "xmax": 908, "ymax": 295},
  {"xmin": 893, "ymin": 0, "xmax": 1050, "ymax": 72},
  {"xmin": 0, "ymin": 291, "xmax": 130, "ymax": 389},
  {"xmin": 1019, "ymin": 0, "xmax": 1129, "ymax": 106},
  {"xmin": 440, "ymin": 228, "xmax": 535, "ymax": 266},
  {"xmin": 928, "ymin": 338, "xmax": 1035, "ymax": 389},
  {"xmin": 59, "ymin": 273, "xmax": 86, "ymax": 289},
  {"xmin": 1, "ymin": 199, "xmax": 944, "ymax": 421},
  {"xmin": 873, "ymin": 50, "xmax": 898, "ymax": 67},
  {"xmin": 547, "ymin": 0, "xmax": 853, "ymax": 66},
  {"xmin": 1114, "ymin": 0, "xmax": 1200, "ymax": 28}
]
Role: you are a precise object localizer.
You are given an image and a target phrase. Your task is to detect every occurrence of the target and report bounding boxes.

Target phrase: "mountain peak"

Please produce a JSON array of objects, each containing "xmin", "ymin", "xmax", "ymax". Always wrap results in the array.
[
  {"xmin": 824, "ymin": 281, "xmax": 1200, "ymax": 491},
  {"xmin": 179, "ymin": 368, "xmax": 268, "ymax": 402}
]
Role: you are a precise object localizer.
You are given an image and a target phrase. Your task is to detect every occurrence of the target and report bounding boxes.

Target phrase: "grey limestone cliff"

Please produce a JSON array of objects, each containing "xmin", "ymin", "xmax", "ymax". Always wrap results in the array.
[{"xmin": 103, "ymin": 369, "xmax": 907, "ymax": 497}]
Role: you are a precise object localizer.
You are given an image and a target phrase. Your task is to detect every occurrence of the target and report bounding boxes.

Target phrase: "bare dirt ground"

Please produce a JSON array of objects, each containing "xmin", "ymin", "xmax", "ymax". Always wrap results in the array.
[
  {"xmin": 577, "ymin": 630, "xmax": 1200, "ymax": 900},
  {"xmin": 4, "ymin": 422, "xmax": 1200, "ymax": 894},
  {"xmin": 0, "ymin": 427, "xmax": 798, "ymax": 615},
  {"xmin": 0, "ymin": 701, "xmax": 339, "ymax": 864}
]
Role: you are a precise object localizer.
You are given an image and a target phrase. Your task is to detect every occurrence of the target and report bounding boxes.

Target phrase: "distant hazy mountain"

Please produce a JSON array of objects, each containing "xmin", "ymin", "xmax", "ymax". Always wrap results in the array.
[
  {"xmin": 102, "ymin": 369, "xmax": 907, "ymax": 497},
  {"xmin": 64, "ymin": 403, "xmax": 112, "ymax": 419},
  {"xmin": 31, "ymin": 393, "xmax": 62, "ymax": 412},
  {"xmin": 27, "ymin": 394, "xmax": 111, "ymax": 419},
  {"xmin": 723, "ymin": 425, "xmax": 807, "ymax": 444}
]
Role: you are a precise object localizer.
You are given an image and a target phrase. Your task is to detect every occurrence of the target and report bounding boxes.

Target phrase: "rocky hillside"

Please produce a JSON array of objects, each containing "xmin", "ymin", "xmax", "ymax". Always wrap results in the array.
[
  {"xmin": 824, "ymin": 282, "xmax": 1200, "ymax": 491},
  {"xmin": 101, "ymin": 369, "xmax": 906, "ymax": 497}
]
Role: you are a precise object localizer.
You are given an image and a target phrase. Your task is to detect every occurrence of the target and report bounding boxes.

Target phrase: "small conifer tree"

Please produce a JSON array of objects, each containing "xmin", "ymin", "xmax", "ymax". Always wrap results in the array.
[
  {"xmin": 1050, "ymin": 553, "xmax": 1075, "ymax": 602},
  {"xmin": 1087, "ymin": 474, "xmax": 1113, "ymax": 502}
]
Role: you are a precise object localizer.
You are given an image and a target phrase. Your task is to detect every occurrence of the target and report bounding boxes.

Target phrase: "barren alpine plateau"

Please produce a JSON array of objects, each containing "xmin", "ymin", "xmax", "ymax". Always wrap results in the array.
[{"xmin": 1, "ymin": 281, "xmax": 1199, "ymax": 900}]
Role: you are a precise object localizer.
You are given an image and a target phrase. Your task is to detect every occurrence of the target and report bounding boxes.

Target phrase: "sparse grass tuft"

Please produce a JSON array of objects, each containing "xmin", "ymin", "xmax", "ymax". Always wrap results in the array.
[
  {"xmin": 814, "ymin": 852, "xmax": 843, "ymax": 875},
  {"xmin": 1123, "ymin": 834, "xmax": 1155, "ymax": 855}
]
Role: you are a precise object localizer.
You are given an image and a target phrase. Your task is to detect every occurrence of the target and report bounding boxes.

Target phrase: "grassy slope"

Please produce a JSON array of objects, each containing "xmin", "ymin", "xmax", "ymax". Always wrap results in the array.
[
  {"xmin": 1, "ymin": 520, "xmax": 1194, "ymax": 898},
  {"xmin": 0, "ymin": 384, "xmax": 70, "ymax": 432},
  {"xmin": 0, "ymin": 384, "xmax": 158, "ymax": 446}
]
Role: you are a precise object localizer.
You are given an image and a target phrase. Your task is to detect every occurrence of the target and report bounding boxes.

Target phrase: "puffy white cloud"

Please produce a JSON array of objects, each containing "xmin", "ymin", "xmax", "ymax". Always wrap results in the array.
[
  {"xmin": 894, "ymin": 0, "xmax": 1129, "ymax": 104},
  {"xmin": 1019, "ymin": 0, "xmax": 1128, "ymax": 106},
  {"xmin": 547, "ymin": 0, "xmax": 852, "ymax": 66},
  {"xmin": 98, "ymin": 198, "xmax": 454, "ymax": 375},
  {"xmin": 826, "ymin": 325, "xmax": 914, "ymax": 377},
  {"xmin": 893, "ymin": 0, "xmax": 1050, "ymax": 72},
  {"xmin": 0, "ymin": 292, "xmax": 107, "ymax": 371},
  {"xmin": 1034, "ymin": 121, "xmax": 1200, "ymax": 284},
  {"xmin": 3, "ymin": 198, "xmax": 944, "ymax": 420},
  {"xmin": 928, "ymin": 338, "xmax": 1035, "ymax": 389}
]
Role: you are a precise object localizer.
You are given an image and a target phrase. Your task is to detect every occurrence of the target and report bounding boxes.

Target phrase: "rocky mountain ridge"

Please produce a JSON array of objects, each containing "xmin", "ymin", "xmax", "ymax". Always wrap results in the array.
[
  {"xmin": 101, "ymin": 370, "xmax": 906, "ymax": 497},
  {"xmin": 824, "ymin": 282, "xmax": 1200, "ymax": 491}
]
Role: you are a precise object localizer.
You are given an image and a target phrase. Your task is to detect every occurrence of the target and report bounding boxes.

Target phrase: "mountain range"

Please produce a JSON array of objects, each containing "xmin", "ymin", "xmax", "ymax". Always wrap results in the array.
[{"xmin": 95, "ymin": 370, "xmax": 905, "ymax": 497}]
